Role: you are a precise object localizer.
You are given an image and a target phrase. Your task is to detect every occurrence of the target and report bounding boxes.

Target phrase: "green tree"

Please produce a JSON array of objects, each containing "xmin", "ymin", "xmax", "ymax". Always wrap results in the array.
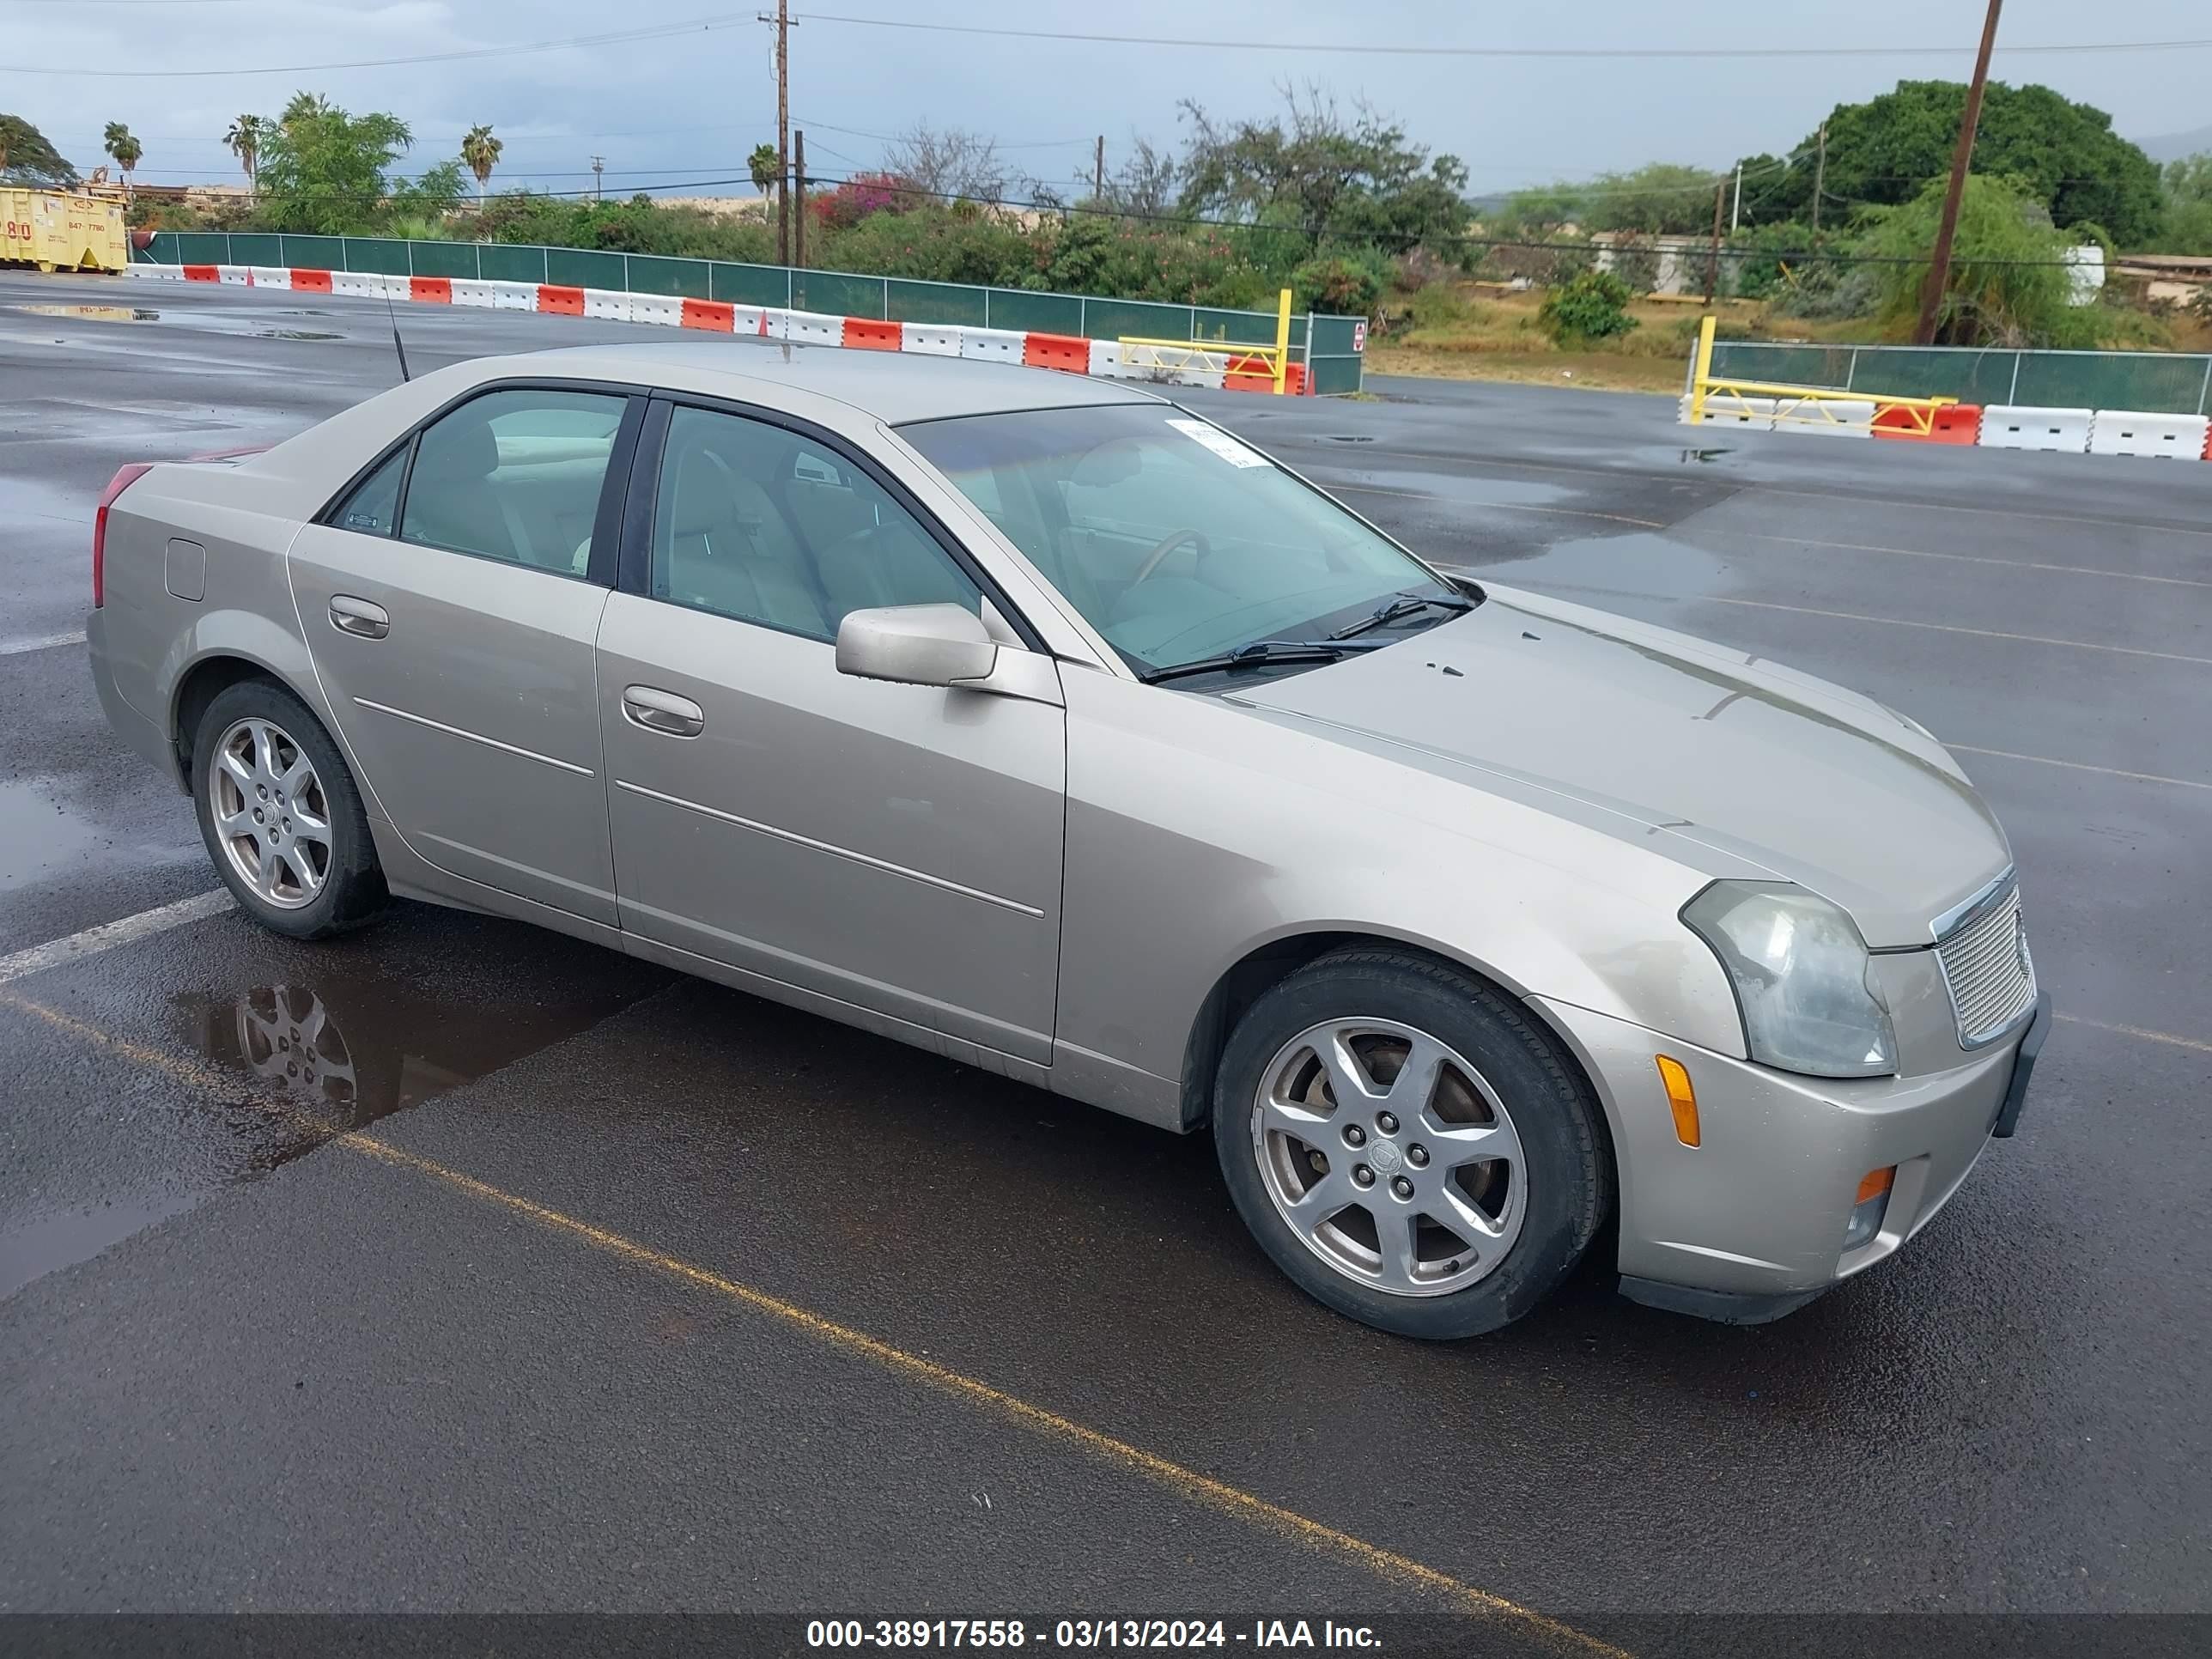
[
  {"xmin": 1537, "ymin": 268, "xmax": 1638, "ymax": 343},
  {"xmin": 0, "ymin": 113, "xmax": 77, "ymax": 185},
  {"xmin": 102, "ymin": 121, "xmax": 143, "ymax": 200},
  {"xmin": 460, "ymin": 124, "xmax": 501, "ymax": 204},
  {"xmin": 1576, "ymin": 162, "xmax": 1720, "ymax": 235},
  {"xmin": 1735, "ymin": 81, "xmax": 2162, "ymax": 246},
  {"xmin": 1860, "ymin": 172, "xmax": 2094, "ymax": 347},
  {"xmin": 747, "ymin": 141, "xmax": 780, "ymax": 202},
  {"xmin": 254, "ymin": 96, "xmax": 451, "ymax": 234},
  {"xmin": 1176, "ymin": 88, "xmax": 1468, "ymax": 252},
  {"xmin": 2160, "ymin": 154, "xmax": 2212, "ymax": 255},
  {"xmin": 225, "ymin": 114, "xmax": 264, "ymax": 190}
]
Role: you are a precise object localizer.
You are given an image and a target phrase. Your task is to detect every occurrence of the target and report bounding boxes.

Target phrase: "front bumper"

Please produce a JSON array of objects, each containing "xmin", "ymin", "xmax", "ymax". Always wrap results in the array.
[{"xmin": 1535, "ymin": 991, "xmax": 2050, "ymax": 1318}]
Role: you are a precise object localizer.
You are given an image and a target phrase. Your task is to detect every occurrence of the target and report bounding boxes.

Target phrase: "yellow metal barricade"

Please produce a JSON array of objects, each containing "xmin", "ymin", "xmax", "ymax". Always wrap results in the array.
[{"xmin": 1685, "ymin": 314, "xmax": 1957, "ymax": 435}]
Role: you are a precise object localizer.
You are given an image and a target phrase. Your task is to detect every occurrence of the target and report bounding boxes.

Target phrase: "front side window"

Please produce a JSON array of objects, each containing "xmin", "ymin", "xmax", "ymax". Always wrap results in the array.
[
  {"xmin": 900, "ymin": 403, "xmax": 1457, "ymax": 673},
  {"xmin": 398, "ymin": 388, "xmax": 627, "ymax": 576},
  {"xmin": 649, "ymin": 405, "xmax": 980, "ymax": 641}
]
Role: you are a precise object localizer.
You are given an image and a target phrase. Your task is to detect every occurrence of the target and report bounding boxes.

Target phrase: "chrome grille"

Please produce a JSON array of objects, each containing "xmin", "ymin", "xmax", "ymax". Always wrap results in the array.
[{"xmin": 1935, "ymin": 882, "xmax": 2036, "ymax": 1048}]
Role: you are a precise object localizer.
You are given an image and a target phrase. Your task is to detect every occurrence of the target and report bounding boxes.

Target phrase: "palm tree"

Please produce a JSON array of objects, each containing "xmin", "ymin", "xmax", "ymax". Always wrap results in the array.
[
  {"xmin": 102, "ymin": 121, "xmax": 142, "ymax": 203},
  {"xmin": 459, "ymin": 124, "xmax": 501, "ymax": 205},
  {"xmin": 225, "ymin": 113, "xmax": 264, "ymax": 191},
  {"xmin": 279, "ymin": 92, "xmax": 331, "ymax": 135},
  {"xmin": 749, "ymin": 141, "xmax": 780, "ymax": 205}
]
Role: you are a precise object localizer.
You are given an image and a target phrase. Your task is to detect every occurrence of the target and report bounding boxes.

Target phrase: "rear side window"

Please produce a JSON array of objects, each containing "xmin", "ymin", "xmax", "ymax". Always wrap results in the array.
[
  {"xmin": 331, "ymin": 450, "xmax": 404, "ymax": 538},
  {"xmin": 398, "ymin": 389, "xmax": 628, "ymax": 577}
]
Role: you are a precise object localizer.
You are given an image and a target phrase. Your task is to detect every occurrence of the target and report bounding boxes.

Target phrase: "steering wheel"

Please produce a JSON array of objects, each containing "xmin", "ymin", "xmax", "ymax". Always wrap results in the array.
[{"xmin": 1129, "ymin": 527, "xmax": 1212, "ymax": 586}]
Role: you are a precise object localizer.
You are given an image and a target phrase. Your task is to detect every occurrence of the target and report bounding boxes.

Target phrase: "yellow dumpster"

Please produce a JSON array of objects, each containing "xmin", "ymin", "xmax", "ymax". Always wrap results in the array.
[{"xmin": 1, "ymin": 188, "xmax": 130, "ymax": 274}]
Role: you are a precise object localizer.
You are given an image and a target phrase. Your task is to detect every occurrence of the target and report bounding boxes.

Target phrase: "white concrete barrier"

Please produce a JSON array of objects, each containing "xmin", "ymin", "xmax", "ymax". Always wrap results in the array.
[
  {"xmin": 583, "ymin": 289, "xmax": 632, "ymax": 322},
  {"xmin": 2088, "ymin": 410, "xmax": 2211, "ymax": 459},
  {"xmin": 901, "ymin": 323, "xmax": 963, "ymax": 357},
  {"xmin": 217, "ymin": 265, "xmax": 253, "ymax": 286},
  {"xmin": 730, "ymin": 306, "xmax": 781, "ymax": 337},
  {"xmin": 489, "ymin": 281, "xmax": 537, "ymax": 312},
  {"xmin": 128, "ymin": 264, "xmax": 183, "ymax": 281},
  {"xmin": 1087, "ymin": 339, "xmax": 1128, "ymax": 378},
  {"xmin": 629, "ymin": 293, "xmax": 683, "ymax": 327},
  {"xmin": 449, "ymin": 278, "xmax": 496, "ymax": 309},
  {"xmin": 960, "ymin": 326, "xmax": 1026, "ymax": 365},
  {"xmin": 785, "ymin": 309, "xmax": 842, "ymax": 345},
  {"xmin": 334, "ymin": 270, "xmax": 409, "ymax": 301},
  {"xmin": 1980, "ymin": 406, "xmax": 2093, "ymax": 453},
  {"xmin": 246, "ymin": 267, "xmax": 293, "ymax": 290},
  {"xmin": 1772, "ymin": 397, "xmax": 1875, "ymax": 438},
  {"xmin": 1678, "ymin": 392, "xmax": 1778, "ymax": 430}
]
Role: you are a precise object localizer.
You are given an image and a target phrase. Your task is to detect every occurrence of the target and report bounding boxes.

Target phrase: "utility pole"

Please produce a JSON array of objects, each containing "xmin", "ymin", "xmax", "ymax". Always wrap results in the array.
[
  {"xmin": 759, "ymin": 0, "xmax": 792, "ymax": 265},
  {"xmin": 1915, "ymin": 0, "xmax": 2003, "ymax": 345},
  {"xmin": 793, "ymin": 129, "xmax": 807, "ymax": 270},
  {"xmin": 1093, "ymin": 135, "xmax": 1105, "ymax": 200},
  {"xmin": 1810, "ymin": 123, "xmax": 1826, "ymax": 233},
  {"xmin": 591, "ymin": 155, "xmax": 604, "ymax": 201},
  {"xmin": 1730, "ymin": 162, "xmax": 1741, "ymax": 233},
  {"xmin": 1705, "ymin": 178, "xmax": 1724, "ymax": 303}
]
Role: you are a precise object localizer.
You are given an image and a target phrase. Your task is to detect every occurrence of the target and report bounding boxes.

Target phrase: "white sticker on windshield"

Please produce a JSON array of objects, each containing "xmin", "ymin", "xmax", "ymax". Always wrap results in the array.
[{"xmin": 1165, "ymin": 417, "xmax": 1270, "ymax": 468}]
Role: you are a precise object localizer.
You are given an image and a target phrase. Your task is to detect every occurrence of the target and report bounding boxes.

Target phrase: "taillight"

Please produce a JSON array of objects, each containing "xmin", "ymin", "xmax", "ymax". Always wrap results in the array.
[{"xmin": 92, "ymin": 463, "xmax": 154, "ymax": 609}]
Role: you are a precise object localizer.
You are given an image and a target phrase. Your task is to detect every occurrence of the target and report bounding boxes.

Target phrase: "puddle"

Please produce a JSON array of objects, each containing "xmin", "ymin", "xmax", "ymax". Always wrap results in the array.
[
  {"xmin": 0, "ymin": 777, "xmax": 112, "ymax": 891},
  {"xmin": 0, "ymin": 1192, "xmax": 202, "ymax": 1302},
  {"xmin": 1472, "ymin": 529, "xmax": 1736, "ymax": 600},
  {"xmin": 10, "ymin": 303, "xmax": 342, "ymax": 340},
  {"xmin": 172, "ymin": 970, "xmax": 645, "ymax": 1142}
]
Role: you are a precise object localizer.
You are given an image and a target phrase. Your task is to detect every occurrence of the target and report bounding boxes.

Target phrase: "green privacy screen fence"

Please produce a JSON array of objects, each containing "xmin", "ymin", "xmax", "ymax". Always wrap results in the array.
[
  {"xmin": 1707, "ymin": 341, "xmax": 2212, "ymax": 417},
  {"xmin": 135, "ymin": 232, "xmax": 1366, "ymax": 394}
]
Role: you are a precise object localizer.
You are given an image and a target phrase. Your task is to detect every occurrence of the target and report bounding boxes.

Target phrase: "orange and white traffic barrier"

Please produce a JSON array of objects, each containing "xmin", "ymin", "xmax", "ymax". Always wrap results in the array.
[
  {"xmin": 127, "ymin": 262, "xmax": 1322, "ymax": 395},
  {"xmin": 2087, "ymin": 410, "xmax": 2210, "ymax": 459}
]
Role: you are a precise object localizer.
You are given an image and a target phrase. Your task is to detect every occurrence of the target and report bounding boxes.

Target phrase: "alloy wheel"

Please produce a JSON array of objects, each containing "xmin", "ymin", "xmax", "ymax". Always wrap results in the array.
[
  {"xmin": 1251, "ymin": 1017, "xmax": 1526, "ymax": 1297},
  {"xmin": 207, "ymin": 717, "xmax": 333, "ymax": 910}
]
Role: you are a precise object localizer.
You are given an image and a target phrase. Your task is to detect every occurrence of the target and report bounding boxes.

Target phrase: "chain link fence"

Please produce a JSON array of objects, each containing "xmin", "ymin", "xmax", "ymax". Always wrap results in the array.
[
  {"xmin": 135, "ymin": 232, "xmax": 1366, "ymax": 393},
  {"xmin": 1709, "ymin": 341, "xmax": 2212, "ymax": 416}
]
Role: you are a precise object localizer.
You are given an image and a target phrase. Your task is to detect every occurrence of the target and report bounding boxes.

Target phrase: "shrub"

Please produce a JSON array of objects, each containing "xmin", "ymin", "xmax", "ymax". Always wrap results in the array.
[
  {"xmin": 1291, "ymin": 250, "xmax": 1389, "ymax": 318},
  {"xmin": 1538, "ymin": 269, "xmax": 1638, "ymax": 343}
]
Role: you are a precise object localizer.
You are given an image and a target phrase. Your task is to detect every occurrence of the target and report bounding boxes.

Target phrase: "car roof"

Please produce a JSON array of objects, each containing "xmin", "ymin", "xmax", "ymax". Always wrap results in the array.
[{"xmin": 496, "ymin": 339, "xmax": 1168, "ymax": 425}]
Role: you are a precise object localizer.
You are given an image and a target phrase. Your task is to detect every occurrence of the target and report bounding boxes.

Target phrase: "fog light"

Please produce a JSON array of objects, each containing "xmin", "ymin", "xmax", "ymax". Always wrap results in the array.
[{"xmin": 1843, "ymin": 1166, "xmax": 1895, "ymax": 1251}]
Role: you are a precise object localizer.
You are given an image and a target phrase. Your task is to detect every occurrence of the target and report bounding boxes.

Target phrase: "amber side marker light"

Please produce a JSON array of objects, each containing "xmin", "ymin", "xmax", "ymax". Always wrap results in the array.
[
  {"xmin": 1844, "ymin": 1165, "xmax": 1898, "ymax": 1251},
  {"xmin": 1655, "ymin": 1055, "xmax": 1699, "ymax": 1147}
]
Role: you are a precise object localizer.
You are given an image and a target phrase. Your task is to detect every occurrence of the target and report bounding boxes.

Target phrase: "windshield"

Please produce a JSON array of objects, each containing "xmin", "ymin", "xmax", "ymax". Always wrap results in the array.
[{"xmin": 899, "ymin": 403, "xmax": 1462, "ymax": 674}]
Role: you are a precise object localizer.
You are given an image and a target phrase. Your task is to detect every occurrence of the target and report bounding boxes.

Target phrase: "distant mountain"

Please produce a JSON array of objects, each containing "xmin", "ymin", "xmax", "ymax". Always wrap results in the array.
[{"xmin": 2136, "ymin": 125, "xmax": 2212, "ymax": 163}]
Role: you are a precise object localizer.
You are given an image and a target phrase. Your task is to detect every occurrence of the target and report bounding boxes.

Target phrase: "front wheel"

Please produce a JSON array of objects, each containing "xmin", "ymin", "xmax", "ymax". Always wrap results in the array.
[
  {"xmin": 1212, "ymin": 947, "xmax": 1611, "ymax": 1340},
  {"xmin": 191, "ymin": 679, "xmax": 387, "ymax": 939}
]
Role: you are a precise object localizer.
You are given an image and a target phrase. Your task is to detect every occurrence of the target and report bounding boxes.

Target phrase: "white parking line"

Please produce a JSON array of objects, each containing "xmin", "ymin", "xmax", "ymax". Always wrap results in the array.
[
  {"xmin": 0, "ymin": 631, "xmax": 86, "ymax": 659},
  {"xmin": 0, "ymin": 890, "xmax": 234, "ymax": 986},
  {"xmin": 1947, "ymin": 744, "xmax": 2212, "ymax": 792}
]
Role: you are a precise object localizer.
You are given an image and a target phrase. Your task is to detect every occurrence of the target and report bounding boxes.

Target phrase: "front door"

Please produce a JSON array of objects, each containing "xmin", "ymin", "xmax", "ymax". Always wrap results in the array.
[
  {"xmin": 289, "ymin": 384, "xmax": 638, "ymax": 924},
  {"xmin": 595, "ymin": 400, "xmax": 1065, "ymax": 1062}
]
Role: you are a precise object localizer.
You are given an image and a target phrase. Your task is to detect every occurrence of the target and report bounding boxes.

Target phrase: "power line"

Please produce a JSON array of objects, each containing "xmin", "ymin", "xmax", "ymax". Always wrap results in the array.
[
  {"xmin": 788, "ymin": 12, "xmax": 2212, "ymax": 59},
  {"xmin": 0, "ymin": 10, "xmax": 751, "ymax": 75}
]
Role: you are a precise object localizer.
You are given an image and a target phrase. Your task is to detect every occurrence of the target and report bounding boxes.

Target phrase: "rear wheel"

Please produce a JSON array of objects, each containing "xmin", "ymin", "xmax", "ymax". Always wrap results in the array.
[
  {"xmin": 191, "ymin": 679, "xmax": 387, "ymax": 939},
  {"xmin": 1212, "ymin": 947, "xmax": 1610, "ymax": 1339}
]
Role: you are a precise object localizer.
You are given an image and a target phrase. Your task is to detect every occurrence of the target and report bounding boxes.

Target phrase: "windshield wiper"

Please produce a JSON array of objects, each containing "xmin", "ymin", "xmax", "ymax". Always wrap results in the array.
[
  {"xmin": 1139, "ymin": 639, "xmax": 1388, "ymax": 684},
  {"xmin": 1328, "ymin": 590, "xmax": 1474, "ymax": 641}
]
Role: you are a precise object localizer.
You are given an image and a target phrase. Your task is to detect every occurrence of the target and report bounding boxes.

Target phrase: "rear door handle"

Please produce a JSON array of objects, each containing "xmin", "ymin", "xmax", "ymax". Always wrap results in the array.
[
  {"xmin": 623, "ymin": 684, "xmax": 705, "ymax": 738},
  {"xmin": 328, "ymin": 595, "xmax": 390, "ymax": 639}
]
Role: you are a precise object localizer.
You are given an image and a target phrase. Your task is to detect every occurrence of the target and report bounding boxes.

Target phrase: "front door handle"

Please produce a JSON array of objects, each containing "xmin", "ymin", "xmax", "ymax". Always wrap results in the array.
[
  {"xmin": 623, "ymin": 684, "xmax": 705, "ymax": 738},
  {"xmin": 328, "ymin": 595, "xmax": 390, "ymax": 639}
]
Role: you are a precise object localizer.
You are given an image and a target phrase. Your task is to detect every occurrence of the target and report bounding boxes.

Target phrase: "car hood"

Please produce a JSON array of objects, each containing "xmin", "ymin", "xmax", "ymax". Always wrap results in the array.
[{"xmin": 1226, "ymin": 583, "xmax": 2010, "ymax": 948}]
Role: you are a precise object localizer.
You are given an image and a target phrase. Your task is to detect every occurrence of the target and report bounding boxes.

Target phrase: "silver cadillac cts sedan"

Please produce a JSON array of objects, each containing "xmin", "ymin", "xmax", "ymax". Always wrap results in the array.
[{"xmin": 87, "ymin": 343, "xmax": 2049, "ymax": 1338}]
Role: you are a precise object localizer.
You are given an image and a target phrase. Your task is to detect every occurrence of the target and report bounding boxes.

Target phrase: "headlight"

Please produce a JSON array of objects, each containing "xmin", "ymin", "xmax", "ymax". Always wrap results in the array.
[{"xmin": 1681, "ymin": 882, "xmax": 1898, "ymax": 1078}]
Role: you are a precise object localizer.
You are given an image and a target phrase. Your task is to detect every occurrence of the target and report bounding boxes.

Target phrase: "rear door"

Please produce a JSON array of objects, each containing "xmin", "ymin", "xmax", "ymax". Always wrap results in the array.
[
  {"xmin": 289, "ymin": 382, "xmax": 642, "ymax": 925},
  {"xmin": 595, "ymin": 398, "xmax": 1066, "ymax": 1062}
]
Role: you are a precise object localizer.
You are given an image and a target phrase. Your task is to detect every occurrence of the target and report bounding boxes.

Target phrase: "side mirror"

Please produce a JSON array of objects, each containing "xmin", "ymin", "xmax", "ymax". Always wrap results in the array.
[{"xmin": 835, "ymin": 604, "xmax": 999, "ymax": 688}]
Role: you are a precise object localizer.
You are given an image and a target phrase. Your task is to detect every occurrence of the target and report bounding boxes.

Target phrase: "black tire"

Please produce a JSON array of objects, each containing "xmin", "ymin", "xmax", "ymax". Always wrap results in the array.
[
  {"xmin": 190, "ymin": 678, "xmax": 387, "ymax": 940},
  {"xmin": 1212, "ymin": 946, "xmax": 1611, "ymax": 1340}
]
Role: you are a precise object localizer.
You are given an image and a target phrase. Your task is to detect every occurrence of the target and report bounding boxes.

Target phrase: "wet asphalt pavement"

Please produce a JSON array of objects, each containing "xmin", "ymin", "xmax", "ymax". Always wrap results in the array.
[{"xmin": 2, "ymin": 273, "xmax": 2208, "ymax": 1649}]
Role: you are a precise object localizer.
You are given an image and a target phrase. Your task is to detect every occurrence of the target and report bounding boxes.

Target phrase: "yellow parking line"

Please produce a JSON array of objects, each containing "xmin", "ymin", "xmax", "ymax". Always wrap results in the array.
[
  {"xmin": 1703, "ymin": 529, "xmax": 2212, "ymax": 592},
  {"xmin": 1698, "ymin": 596, "xmax": 2212, "ymax": 666},
  {"xmin": 1327, "ymin": 481, "xmax": 1665, "ymax": 530},
  {"xmin": 0, "ymin": 988, "xmax": 1628, "ymax": 1659},
  {"xmin": 2055, "ymin": 1013, "xmax": 2212, "ymax": 1055}
]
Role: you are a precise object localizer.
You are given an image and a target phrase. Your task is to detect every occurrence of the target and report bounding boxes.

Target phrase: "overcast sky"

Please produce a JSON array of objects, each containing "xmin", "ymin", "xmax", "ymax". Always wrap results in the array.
[{"xmin": 9, "ymin": 0, "xmax": 2203, "ymax": 201}]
